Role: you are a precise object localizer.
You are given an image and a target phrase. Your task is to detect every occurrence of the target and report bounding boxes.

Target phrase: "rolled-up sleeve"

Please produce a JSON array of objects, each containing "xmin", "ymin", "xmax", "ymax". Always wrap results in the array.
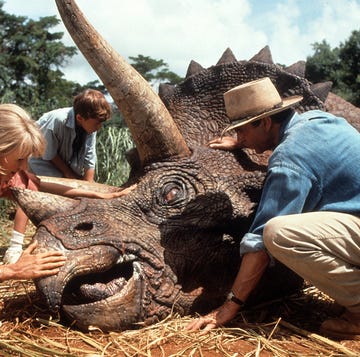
[
  {"xmin": 240, "ymin": 164, "xmax": 320, "ymax": 255},
  {"xmin": 40, "ymin": 118, "xmax": 59, "ymax": 161},
  {"xmin": 83, "ymin": 132, "xmax": 97, "ymax": 169}
]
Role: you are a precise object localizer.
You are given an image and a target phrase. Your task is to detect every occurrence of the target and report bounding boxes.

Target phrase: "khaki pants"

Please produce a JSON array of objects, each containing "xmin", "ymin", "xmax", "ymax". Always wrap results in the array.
[{"xmin": 264, "ymin": 211, "xmax": 360, "ymax": 313}]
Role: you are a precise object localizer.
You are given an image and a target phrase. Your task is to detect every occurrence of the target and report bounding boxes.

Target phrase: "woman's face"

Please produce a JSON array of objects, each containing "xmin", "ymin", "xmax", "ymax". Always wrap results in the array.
[{"xmin": 0, "ymin": 148, "xmax": 28, "ymax": 182}]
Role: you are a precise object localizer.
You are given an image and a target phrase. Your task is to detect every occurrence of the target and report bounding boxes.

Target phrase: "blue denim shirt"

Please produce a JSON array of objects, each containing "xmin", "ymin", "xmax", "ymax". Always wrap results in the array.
[
  {"xmin": 240, "ymin": 110, "xmax": 360, "ymax": 255},
  {"xmin": 29, "ymin": 107, "xmax": 97, "ymax": 177}
]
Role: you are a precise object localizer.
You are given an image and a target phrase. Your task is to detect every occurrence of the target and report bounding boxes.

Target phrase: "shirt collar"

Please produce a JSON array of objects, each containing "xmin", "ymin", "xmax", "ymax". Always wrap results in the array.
[
  {"xmin": 66, "ymin": 108, "xmax": 76, "ymax": 129},
  {"xmin": 279, "ymin": 111, "xmax": 303, "ymax": 141}
]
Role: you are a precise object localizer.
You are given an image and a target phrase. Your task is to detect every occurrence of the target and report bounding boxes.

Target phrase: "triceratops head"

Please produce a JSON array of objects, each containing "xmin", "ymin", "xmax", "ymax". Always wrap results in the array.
[{"xmin": 13, "ymin": 0, "xmax": 359, "ymax": 332}]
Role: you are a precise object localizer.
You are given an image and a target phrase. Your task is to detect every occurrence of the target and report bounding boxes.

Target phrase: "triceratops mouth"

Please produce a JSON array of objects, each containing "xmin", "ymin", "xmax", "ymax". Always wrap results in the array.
[
  {"xmin": 37, "ymin": 245, "xmax": 145, "ymax": 331},
  {"xmin": 62, "ymin": 254, "xmax": 137, "ymax": 304}
]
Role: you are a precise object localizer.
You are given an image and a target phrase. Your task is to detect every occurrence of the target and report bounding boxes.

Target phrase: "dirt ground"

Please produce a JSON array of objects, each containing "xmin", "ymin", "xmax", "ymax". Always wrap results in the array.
[{"xmin": 0, "ymin": 216, "xmax": 360, "ymax": 356}]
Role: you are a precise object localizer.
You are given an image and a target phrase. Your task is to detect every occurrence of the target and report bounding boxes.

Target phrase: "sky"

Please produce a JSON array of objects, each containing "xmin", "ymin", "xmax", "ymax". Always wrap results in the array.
[{"xmin": 3, "ymin": 0, "xmax": 360, "ymax": 85}]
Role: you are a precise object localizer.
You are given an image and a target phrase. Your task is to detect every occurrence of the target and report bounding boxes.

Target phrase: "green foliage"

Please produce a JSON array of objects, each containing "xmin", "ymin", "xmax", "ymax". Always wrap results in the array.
[
  {"xmin": 129, "ymin": 54, "xmax": 183, "ymax": 86},
  {"xmin": 0, "ymin": 3, "xmax": 108, "ymax": 118},
  {"xmin": 306, "ymin": 30, "xmax": 360, "ymax": 106},
  {"xmin": 0, "ymin": 3, "xmax": 179, "ymax": 189},
  {"xmin": 95, "ymin": 123, "xmax": 134, "ymax": 186},
  {"xmin": 0, "ymin": 3, "xmax": 78, "ymax": 116},
  {"xmin": 0, "ymin": 198, "xmax": 13, "ymax": 223},
  {"xmin": 337, "ymin": 30, "xmax": 360, "ymax": 106},
  {"xmin": 305, "ymin": 41, "xmax": 340, "ymax": 83},
  {"xmin": 94, "ymin": 105, "xmax": 134, "ymax": 186}
]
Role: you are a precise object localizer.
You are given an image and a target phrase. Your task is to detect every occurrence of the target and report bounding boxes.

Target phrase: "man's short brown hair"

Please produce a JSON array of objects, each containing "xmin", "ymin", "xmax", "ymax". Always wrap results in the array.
[{"xmin": 73, "ymin": 89, "xmax": 112, "ymax": 121}]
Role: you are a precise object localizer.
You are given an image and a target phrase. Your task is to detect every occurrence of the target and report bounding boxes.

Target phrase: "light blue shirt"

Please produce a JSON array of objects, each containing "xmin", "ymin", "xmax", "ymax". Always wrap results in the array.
[
  {"xmin": 240, "ymin": 110, "xmax": 360, "ymax": 255},
  {"xmin": 29, "ymin": 107, "xmax": 97, "ymax": 177}
]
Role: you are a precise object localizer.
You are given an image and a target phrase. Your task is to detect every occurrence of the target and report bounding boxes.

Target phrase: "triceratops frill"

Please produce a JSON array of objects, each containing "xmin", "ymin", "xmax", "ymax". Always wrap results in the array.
[{"xmin": 12, "ymin": 0, "xmax": 360, "ymax": 332}]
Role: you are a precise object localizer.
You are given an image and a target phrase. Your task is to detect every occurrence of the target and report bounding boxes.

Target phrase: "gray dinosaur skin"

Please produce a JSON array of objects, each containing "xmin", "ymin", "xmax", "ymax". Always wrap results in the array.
[{"xmin": 16, "ymin": 1, "xmax": 360, "ymax": 332}]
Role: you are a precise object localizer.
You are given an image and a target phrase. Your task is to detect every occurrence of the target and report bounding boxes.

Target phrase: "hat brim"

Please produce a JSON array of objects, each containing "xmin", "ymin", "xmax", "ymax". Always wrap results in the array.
[{"xmin": 223, "ymin": 95, "xmax": 303, "ymax": 134}]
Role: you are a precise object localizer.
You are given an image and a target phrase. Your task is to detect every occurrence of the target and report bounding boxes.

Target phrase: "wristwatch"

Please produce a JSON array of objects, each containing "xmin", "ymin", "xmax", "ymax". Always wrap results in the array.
[{"xmin": 227, "ymin": 291, "xmax": 245, "ymax": 308}]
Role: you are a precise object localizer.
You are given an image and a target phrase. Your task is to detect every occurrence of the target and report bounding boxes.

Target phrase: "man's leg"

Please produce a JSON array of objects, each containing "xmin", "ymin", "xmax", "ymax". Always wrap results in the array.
[{"xmin": 263, "ymin": 211, "xmax": 360, "ymax": 339}]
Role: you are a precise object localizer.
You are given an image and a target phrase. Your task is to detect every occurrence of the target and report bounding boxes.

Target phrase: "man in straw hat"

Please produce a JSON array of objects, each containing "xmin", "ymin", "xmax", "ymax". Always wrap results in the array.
[{"xmin": 186, "ymin": 77, "xmax": 360, "ymax": 340}]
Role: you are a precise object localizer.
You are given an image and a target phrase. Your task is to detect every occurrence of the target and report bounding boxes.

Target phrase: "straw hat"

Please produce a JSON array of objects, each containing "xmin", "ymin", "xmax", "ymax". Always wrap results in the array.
[{"xmin": 223, "ymin": 77, "xmax": 303, "ymax": 133}]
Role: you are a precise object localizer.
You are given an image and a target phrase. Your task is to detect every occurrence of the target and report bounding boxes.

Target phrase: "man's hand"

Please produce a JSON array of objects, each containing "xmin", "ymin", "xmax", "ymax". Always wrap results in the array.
[
  {"xmin": 186, "ymin": 251, "xmax": 270, "ymax": 333},
  {"xmin": 186, "ymin": 300, "xmax": 240, "ymax": 333},
  {"xmin": 207, "ymin": 136, "xmax": 239, "ymax": 151}
]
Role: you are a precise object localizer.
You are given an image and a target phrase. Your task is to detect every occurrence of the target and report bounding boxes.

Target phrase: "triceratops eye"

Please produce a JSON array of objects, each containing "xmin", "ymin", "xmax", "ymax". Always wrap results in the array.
[
  {"xmin": 160, "ymin": 183, "xmax": 184, "ymax": 205},
  {"xmin": 165, "ymin": 187, "xmax": 180, "ymax": 203}
]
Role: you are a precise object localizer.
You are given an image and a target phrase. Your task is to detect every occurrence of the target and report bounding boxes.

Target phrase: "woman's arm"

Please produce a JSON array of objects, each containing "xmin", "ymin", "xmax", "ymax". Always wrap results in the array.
[{"xmin": 39, "ymin": 181, "xmax": 137, "ymax": 199}]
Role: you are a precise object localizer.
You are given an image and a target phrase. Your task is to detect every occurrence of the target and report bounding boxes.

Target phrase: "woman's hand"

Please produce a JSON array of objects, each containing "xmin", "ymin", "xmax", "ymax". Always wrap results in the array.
[
  {"xmin": 2, "ymin": 240, "xmax": 66, "ymax": 281},
  {"xmin": 99, "ymin": 183, "xmax": 138, "ymax": 199}
]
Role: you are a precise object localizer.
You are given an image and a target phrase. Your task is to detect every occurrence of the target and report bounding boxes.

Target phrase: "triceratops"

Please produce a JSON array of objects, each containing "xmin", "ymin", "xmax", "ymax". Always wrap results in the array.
[{"xmin": 13, "ymin": 0, "xmax": 360, "ymax": 332}]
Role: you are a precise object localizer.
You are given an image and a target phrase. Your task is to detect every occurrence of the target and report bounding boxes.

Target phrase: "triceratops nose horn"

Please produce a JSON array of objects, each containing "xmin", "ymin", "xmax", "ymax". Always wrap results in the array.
[{"xmin": 11, "ymin": 187, "xmax": 78, "ymax": 226}]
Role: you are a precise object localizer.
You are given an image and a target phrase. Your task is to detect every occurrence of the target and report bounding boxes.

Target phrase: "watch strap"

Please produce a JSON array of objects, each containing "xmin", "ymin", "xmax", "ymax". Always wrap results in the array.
[{"xmin": 227, "ymin": 291, "xmax": 245, "ymax": 307}]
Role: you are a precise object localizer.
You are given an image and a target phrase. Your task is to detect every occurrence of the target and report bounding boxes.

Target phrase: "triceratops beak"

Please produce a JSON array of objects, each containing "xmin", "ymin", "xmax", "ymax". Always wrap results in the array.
[{"xmin": 11, "ymin": 187, "xmax": 79, "ymax": 226}]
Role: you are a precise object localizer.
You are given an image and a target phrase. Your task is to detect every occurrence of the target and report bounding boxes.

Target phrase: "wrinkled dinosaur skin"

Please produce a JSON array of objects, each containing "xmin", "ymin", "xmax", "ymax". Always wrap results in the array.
[
  {"xmin": 30, "ymin": 147, "xmax": 303, "ymax": 332},
  {"xmin": 15, "ymin": 1, "xmax": 360, "ymax": 332}
]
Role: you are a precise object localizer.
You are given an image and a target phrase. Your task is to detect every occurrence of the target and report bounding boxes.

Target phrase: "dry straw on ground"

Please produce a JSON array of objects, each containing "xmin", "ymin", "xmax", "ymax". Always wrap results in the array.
[{"xmin": 0, "ymin": 218, "xmax": 359, "ymax": 356}]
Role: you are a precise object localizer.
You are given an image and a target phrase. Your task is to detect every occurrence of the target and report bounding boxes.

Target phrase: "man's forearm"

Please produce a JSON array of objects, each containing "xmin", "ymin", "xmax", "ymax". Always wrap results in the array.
[
  {"xmin": 83, "ymin": 168, "xmax": 95, "ymax": 182},
  {"xmin": 51, "ymin": 155, "xmax": 79, "ymax": 179},
  {"xmin": 231, "ymin": 250, "xmax": 270, "ymax": 303}
]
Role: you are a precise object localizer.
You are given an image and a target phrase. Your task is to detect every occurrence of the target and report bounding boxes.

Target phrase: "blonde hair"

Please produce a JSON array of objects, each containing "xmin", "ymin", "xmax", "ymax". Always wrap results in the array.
[{"xmin": 0, "ymin": 104, "xmax": 45, "ymax": 174}]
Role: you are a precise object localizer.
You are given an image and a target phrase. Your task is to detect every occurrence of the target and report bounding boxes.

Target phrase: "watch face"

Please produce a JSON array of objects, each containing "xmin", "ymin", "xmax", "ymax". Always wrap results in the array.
[
  {"xmin": 227, "ymin": 291, "xmax": 244, "ymax": 306},
  {"xmin": 227, "ymin": 291, "xmax": 235, "ymax": 299}
]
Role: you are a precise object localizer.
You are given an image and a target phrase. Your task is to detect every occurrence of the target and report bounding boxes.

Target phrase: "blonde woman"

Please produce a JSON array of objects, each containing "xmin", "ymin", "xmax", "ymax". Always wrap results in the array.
[
  {"xmin": 0, "ymin": 104, "xmax": 135, "ymax": 274},
  {"xmin": 0, "ymin": 103, "xmax": 66, "ymax": 279}
]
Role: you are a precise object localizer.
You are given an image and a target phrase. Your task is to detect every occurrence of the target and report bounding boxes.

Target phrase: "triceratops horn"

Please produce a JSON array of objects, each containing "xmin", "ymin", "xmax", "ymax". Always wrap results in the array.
[
  {"xmin": 11, "ymin": 188, "xmax": 78, "ymax": 226},
  {"xmin": 55, "ymin": 0, "xmax": 190, "ymax": 166},
  {"xmin": 185, "ymin": 60, "xmax": 205, "ymax": 78},
  {"xmin": 285, "ymin": 61, "xmax": 306, "ymax": 78},
  {"xmin": 250, "ymin": 45, "xmax": 274, "ymax": 64},
  {"xmin": 216, "ymin": 48, "xmax": 237, "ymax": 65},
  {"xmin": 310, "ymin": 81, "xmax": 333, "ymax": 103}
]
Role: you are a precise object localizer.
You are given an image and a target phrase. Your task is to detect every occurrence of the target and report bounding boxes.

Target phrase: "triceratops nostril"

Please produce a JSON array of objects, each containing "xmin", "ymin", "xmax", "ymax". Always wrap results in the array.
[{"xmin": 74, "ymin": 222, "xmax": 94, "ymax": 231}]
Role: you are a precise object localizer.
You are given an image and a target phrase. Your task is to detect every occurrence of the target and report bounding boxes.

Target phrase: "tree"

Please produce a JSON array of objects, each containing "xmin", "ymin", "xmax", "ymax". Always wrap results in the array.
[
  {"xmin": 305, "ymin": 40, "xmax": 340, "ymax": 84},
  {"xmin": 129, "ymin": 54, "xmax": 183, "ymax": 87},
  {"xmin": 306, "ymin": 30, "xmax": 360, "ymax": 106},
  {"xmin": 0, "ymin": 2, "xmax": 80, "ymax": 117},
  {"xmin": 0, "ymin": 2, "xmax": 183, "ymax": 186},
  {"xmin": 337, "ymin": 30, "xmax": 360, "ymax": 106}
]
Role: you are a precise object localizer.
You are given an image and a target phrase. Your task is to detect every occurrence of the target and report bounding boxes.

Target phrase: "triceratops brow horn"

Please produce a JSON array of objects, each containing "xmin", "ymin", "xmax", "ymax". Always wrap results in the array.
[{"xmin": 55, "ymin": 0, "xmax": 191, "ymax": 166}]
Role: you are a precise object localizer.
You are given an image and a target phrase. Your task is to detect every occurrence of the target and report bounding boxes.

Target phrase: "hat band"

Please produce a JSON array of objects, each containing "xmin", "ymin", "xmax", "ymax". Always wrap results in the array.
[{"xmin": 230, "ymin": 101, "xmax": 283, "ymax": 126}]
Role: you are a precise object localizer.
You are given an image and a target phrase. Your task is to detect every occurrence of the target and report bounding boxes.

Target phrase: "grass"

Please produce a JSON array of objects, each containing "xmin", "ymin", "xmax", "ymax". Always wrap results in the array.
[
  {"xmin": 0, "ymin": 214, "xmax": 360, "ymax": 356},
  {"xmin": 95, "ymin": 125, "xmax": 134, "ymax": 187}
]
